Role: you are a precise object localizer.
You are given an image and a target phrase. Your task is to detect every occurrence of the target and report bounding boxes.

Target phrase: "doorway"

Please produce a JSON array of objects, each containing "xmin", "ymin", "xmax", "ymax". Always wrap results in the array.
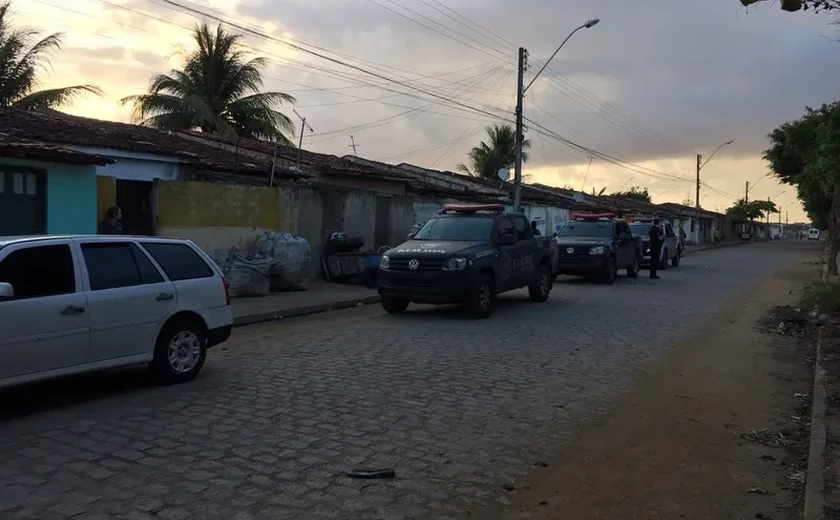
[{"xmin": 115, "ymin": 179, "xmax": 154, "ymax": 236}]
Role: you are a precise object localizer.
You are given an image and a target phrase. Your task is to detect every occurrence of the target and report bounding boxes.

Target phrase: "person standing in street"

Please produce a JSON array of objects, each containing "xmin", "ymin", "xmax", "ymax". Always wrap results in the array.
[
  {"xmin": 531, "ymin": 220, "xmax": 542, "ymax": 236},
  {"xmin": 99, "ymin": 206, "xmax": 123, "ymax": 235},
  {"xmin": 649, "ymin": 218, "xmax": 664, "ymax": 280}
]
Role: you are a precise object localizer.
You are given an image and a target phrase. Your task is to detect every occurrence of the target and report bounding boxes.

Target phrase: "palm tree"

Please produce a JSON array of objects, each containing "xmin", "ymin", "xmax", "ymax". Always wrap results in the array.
[
  {"xmin": 456, "ymin": 124, "xmax": 530, "ymax": 178},
  {"xmin": 0, "ymin": 1, "xmax": 101, "ymax": 109},
  {"xmin": 122, "ymin": 23, "xmax": 296, "ymax": 144}
]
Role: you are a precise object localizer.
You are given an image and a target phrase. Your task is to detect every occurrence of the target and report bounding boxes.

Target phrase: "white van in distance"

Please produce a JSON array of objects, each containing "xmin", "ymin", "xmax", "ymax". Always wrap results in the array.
[{"xmin": 808, "ymin": 228, "xmax": 820, "ymax": 241}]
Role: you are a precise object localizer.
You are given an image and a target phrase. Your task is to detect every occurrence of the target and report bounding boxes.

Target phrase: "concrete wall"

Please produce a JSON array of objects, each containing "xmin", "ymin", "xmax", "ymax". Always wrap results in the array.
[
  {"xmin": 156, "ymin": 180, "xmax": 415, "ymax": 278},
  {"xmin": 66, "ymin": 146, "xmax": 188, "ymax": 182},
  {"xmin": 0, "ymin": 158, "xmax": 97, "ymax": 235}
]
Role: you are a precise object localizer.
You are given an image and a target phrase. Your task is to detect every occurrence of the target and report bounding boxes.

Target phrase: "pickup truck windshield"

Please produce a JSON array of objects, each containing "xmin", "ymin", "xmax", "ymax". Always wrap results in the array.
[
  {"xmin": 414, "ymin": 217, "xmax": 494, "ymax": 241},
  {"xmin": 559, "ymin": 221, "xmax": 613, "ymax": 237}
]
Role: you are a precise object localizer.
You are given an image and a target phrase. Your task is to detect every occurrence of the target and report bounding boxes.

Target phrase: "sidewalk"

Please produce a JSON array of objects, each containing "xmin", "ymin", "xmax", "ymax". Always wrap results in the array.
[
  {"xmin": 231, "ymin": 282, "xmax": 379, "ymax": 326},
  {"xmin": 685, "ymin": 238, "xmax": 767, "ymax": 254}
]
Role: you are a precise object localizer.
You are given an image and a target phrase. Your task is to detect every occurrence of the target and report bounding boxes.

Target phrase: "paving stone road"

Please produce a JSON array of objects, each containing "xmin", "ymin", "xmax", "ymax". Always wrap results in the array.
[{"xmin": 0, "ymin": 241, "xmax": 815, "ymax": 520}]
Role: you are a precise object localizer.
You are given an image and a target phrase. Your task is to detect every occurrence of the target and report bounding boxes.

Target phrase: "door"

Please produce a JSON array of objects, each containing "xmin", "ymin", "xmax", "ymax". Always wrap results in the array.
[
  {"xmin": 0, "ymin": 167, "xmax": 47, "ymax": 235},
  {"xmin": 78, "ymin": 240, "xmax": 177, "ymax": 362},
  {"xmin": 616, "ymin": 222, "xmax": 632, "ymax": 266},
  {"xmin": 511, "ymin": 215, "xmax": 537, "ymax": 287},
  {"xmin": 0, "ymin": 241, "xmax": 89, "ymax": 379},
  {"xmin": 495, "ymin": 217, "xmax": 519, "ymax": 292},
  {"xmin": 664, "ymin": 224, "xmax": 677, "ymax": 259}
]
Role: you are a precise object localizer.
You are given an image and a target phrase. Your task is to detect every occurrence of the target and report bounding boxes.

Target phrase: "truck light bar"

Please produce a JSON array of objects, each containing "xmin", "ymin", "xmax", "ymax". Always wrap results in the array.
[
  {"xmin": 440, "ymin": 204, "xmax": 504, "ymax": 214},
  {"xmin": 571, "ymin": 212, "xmax": 615, "ymax": 221}
]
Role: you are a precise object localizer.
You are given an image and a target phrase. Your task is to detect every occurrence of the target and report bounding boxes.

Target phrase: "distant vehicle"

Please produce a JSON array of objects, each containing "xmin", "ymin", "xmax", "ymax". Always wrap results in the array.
[
  {"xmin": 808, "ymin": 228, "xmax": 820, "ymax": 241},
  {"xmin": 0, "ymin": 235, "xmax": 233, "ymax": 389},
  {"xmin": 629, "ymin": 219, "xmax": 681, "ymax": 268},
  {"xmin": 553, "ymin": 213, "xmax": 643, "ymax": 284},
  {"xmin": 377, "ymin": 204, "xmax": 554, "ymax": 318}
]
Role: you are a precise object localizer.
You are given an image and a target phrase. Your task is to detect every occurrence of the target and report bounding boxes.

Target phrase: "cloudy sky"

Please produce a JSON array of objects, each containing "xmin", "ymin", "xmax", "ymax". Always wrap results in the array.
[{"xmin": 16, "ymin": 0, "xmax": 840, "ymax": 221}]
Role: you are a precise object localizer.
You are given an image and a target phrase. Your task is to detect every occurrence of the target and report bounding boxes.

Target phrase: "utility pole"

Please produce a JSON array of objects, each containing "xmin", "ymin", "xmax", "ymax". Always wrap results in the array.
[
  {"xmin": 292, "ymin": 109, "xmax": 314, "ymax": 172},
  {"xmin": 695, "ymin": 154, "xmax": 701, "ymax": 209},
  {"xmin": 348, "ymin": 135, "xmax": 359, "ymax": 156},
  {"xmin": 580, "ymin": 156, "xmax": 593, "ymax": 192},
  {"xmin": 767, "ymin": 196, "xmax": 771, "ymax": 225},
  {"xmin": 745, "ymin": 181, "xmax": 749, "ymax": 204},
  {"xmin": 512, "ymin": 47, "xmax": 527, "ymax": 213}
]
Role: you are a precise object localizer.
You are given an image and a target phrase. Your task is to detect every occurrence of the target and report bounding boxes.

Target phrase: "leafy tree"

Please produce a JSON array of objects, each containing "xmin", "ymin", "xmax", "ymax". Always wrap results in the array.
[
  {"xmin": 740, "ymin": 0, "xmax": 839, "ymax": 12},
  {"xmin": 725, "ymin": 199, "xmax": 778, "ymax": 221},
  {"xmin": 0, "ymin": 1, "xmax": 101, "ymax": 109},
  {"xmin": 122, "ymin": 23, "xmax": 296, "ymax": 144},
  {"xmin": 764, "ymin": 103, "xmax": 840, "ymax": 273},
  {"xmin": 611, "ymin": 186, "xmax": 651, "ymax": 203},
  {"xmin": 457, "ymin": 124, "xmax": 530, "ymax": 178}
]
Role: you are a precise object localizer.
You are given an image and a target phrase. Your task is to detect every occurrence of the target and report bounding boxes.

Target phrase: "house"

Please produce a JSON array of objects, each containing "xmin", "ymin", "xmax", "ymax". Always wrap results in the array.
[{"xmin": 0, "ymin": 136, "xmax": 114, "ymax": 235}]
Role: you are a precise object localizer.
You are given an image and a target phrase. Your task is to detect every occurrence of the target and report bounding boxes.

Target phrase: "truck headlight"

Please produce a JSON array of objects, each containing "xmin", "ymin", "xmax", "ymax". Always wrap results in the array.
[
  {"xmin": 379, "ymin": 255, "xmax": 390, "ymax": 269},
  {"xmin": 589, "ymin": 246, "xmax": 605, "ymax": 255},
  {"xmin": 442, "ymin": 257, "xmax": 467, "ymax": 270}
]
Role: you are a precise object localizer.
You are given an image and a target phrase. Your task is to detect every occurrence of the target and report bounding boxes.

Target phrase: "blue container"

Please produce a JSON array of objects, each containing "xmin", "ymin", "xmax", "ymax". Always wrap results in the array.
[{"xmin": 366, "ymin": 254, "xmax": 382, "ymax": 267}]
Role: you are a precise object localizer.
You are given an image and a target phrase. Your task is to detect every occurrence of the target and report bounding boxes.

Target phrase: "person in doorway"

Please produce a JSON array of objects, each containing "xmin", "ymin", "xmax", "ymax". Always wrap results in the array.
[
  {"xmin": 649, "ymin": 218, "xmax": 664, "ymax": 280},
  {"xmin": 99, "ymin": 206, "xmax": 123, "ymax": 235},
  {"xmin": 531, "ymin": 220, "xmax": 541, "ymax": 236}
]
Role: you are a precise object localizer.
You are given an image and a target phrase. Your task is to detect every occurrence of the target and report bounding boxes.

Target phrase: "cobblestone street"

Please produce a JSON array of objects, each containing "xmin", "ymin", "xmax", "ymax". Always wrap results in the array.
[{"xmin": 0, "ymin": 241, "xmax": 813, "ymax": 519}]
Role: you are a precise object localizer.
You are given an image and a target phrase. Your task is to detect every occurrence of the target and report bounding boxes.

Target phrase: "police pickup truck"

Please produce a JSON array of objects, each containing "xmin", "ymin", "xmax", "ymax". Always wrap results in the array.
[
  {"xmin": 553, "ymin": 213, "xmax": 643, "ymax": 284},
  {"xmin": 628, "ymin": 218, "xmax": 681, "ymax": 269},
  {"xmin": 377, "ymin": 204, "xmax": 554, "ymax": 319}
]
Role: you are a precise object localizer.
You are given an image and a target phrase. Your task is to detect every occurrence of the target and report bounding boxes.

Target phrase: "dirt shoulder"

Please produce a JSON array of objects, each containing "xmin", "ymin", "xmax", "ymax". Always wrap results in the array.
[{"xmin": 477, "ymin": 251, "xmax": 820, "ymax": 520}]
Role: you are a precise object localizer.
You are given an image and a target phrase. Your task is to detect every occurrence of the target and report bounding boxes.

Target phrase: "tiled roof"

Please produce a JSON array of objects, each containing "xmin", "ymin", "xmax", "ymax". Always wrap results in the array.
[
  {"xmin": 0, "ymin": 109, "xmax": 299, "ymax": 178},
  {"xmin": 657, "ymin": 202, "xmax": 723, "ymax": 218},
  {"xmin": 0, "ymin": 135, "xmax": 114, "ymax": 166}
]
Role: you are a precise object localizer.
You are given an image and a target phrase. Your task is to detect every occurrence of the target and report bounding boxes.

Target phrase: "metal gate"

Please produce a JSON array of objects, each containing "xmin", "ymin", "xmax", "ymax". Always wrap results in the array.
[{"xmin": 0, "ymin": 166, "xmax": 47, "ymax": 235}]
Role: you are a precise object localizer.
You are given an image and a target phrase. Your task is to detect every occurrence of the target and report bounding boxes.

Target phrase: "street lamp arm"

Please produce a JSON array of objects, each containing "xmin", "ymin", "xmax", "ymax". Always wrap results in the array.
[
  {"xmin": 523, "ymin": 19, "xmax": 599, "ymax": 94},
  {"xmin": 699, "ymin": 140, "xmax": 733, "ymax": 170}
]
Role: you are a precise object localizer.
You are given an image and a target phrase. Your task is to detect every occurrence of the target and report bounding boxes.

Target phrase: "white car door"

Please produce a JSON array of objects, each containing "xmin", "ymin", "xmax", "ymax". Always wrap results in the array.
[
  {"xmin": 76, "ymin": 239, "xmax": 177, "ymax": 363},
  {"xmin": 0, "ymin": 240, "xmax": 90, "ymax": 380}
]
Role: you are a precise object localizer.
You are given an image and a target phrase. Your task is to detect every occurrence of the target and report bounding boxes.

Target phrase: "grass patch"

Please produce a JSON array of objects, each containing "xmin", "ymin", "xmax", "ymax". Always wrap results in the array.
[{"xmin": 802, "ymin": 280, "xmax": 840, "ymax": 315}]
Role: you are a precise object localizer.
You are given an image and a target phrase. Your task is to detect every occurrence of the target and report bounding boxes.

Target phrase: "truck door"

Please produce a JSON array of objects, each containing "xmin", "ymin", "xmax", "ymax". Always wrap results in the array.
[
  {"xmin": 511, "ymin": 216, "xmax": 536, "ymax": 287},
  {"xmin": 495, "ymin": 217, "xmax": 519, "ymax": 291}
]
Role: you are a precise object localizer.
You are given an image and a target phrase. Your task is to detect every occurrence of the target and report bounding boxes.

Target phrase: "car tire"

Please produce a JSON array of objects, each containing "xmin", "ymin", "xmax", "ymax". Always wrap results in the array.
[
  {"xmin": 671, "ymin": 251, "xmax": 681, "ymax": 267},
  {"xmin": 599, "ymin": 256, "xmax": 617, "ymax": 285},
  {"xmin": 627, "ymin": 254, "xmax": 640, "ymax": 278},
  {"xmin": 381, "ymin": 295, "xmax": 409, "ymax": 314},
  {"xmin": 150, "ymin": 318, "xmax": 207, "ymax": 385},
  {"xmin": 466, "ymin": 274, "xmax": 494, "ymax": 318},
  {"xmin": 529, "ymin": 265, "xmax": 552, "ymax": 302},
  {"xmin": 659, "ymin": 249, "xmax": 669, "ymax": 271}
]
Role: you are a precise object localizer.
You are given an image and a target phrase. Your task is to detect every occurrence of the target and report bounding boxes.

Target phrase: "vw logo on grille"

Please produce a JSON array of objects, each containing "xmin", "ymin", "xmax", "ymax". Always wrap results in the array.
[
  {"xmin": 408, "ymin": 259, "xmax": 419, "ymax": 270},
  {"xmin": 566, "ymin": 247, "xmax": 575, "ymax": 254}
]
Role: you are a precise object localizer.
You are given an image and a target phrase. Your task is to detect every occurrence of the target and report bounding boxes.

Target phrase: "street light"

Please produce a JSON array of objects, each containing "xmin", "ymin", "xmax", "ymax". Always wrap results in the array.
[
  {"xmin": 695, "ymin": 140, "xmax": 733, "ymax": 209},
  {"xmin": 512, "ymin": 19, "xmax": 600, "ymax": 212}
]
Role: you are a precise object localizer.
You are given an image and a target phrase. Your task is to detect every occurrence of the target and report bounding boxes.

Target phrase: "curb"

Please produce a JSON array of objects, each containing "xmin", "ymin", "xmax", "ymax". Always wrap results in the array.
[
  {"xmin": 804, "ymin": 248, "xmax": 830, "ymax": 520},
  {"xmin": 232, "ymin": 295, "xmax": 381, "ymax": 327},
  {"xmin": 686, "ymin": 239, "xmax": 770, "ymax": 254}
]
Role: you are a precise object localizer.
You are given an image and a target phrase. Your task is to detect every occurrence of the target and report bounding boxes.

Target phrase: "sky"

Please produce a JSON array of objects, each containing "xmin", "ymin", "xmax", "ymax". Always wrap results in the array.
[{"xmin": 15, "ymin": 0, "xmax": 840, "ymax": 222}]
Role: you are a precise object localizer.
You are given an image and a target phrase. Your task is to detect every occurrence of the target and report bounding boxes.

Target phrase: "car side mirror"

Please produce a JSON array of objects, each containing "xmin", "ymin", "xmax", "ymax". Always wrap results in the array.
[
  {"xmin": 0, "ymin": 282, "xmax": 14, "ymax": 299},
  {"xmin": 406, "ymin": 233, "xmax": 415, "ymax": 241},
  {"xmin": 498, "ymin": 234, "xmax": 517, "ymax": 246}
]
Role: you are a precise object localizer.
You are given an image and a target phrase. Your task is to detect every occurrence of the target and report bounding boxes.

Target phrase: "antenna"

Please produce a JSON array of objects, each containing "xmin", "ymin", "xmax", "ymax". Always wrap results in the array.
[{"xmin": 348, "ymin": 135, "xmax": 360, "ymax": 156}]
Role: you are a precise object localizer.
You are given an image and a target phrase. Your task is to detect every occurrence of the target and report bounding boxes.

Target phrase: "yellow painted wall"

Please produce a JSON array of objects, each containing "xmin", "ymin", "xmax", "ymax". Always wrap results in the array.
[
  {"xmin": 96, "ymin": 176, "xmax": 116, "ymax": 223},
  {"xmin": 157, "ymin": 180, "xmax": 282, "ymax": 229}
]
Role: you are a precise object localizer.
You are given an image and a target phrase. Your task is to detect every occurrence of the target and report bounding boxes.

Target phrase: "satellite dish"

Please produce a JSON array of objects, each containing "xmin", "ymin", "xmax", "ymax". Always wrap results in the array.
[
  {"xmin": 573, "ymin": 192, "xmax": 585, "ymax": 203},
  {"xmin": 498, "ymin": 168, "xmax": 510, "ymax": 182}
]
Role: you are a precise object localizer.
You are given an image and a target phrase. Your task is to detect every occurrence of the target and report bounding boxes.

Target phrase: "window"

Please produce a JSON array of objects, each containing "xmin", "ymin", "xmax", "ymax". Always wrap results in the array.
[
  {"xmin": 511, "ymin": 216, "xmax": 530, "ymax": 240},
  {"xmin": 12, "ymin": 173, "xmax": 23, "ymax": 194},
  {"xmin": 141, "ymin": 242, "xmax": 214, "ymax": 281},
  {"xmin": 497, "ymin": 217, "xmax": 515, "ymax": 237},
  {"xmin": 0, "ymin": 172, "xmax": 4, "ymax": 194},
  {"xmin": 82, "ymin": 242, "xmax": 163, "ymax": 291},
  {"xmin": 25, "ymin": 173, "xmax": 36, "ymax": 195},
  {"xmin": 665, "ymin": 224, "xmax": 676, "ymax": 238},
  {"xmin": 0, "ymin": 244, "xmax": 75, "ymax": 299}
]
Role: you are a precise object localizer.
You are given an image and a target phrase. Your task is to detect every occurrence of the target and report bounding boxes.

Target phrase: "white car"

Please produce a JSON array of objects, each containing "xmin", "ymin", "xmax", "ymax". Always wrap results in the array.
[{"xmin": 0, "ymin": 235, "xmax": 233, "ymax": 388}]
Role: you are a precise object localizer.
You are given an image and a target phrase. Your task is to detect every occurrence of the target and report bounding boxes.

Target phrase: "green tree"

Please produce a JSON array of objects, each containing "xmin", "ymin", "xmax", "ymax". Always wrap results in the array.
[
  {"xmin": 122, "ymin": 23, "xmax": 296, "ymax": 144},
  {"xmin": 0, "ymin": 1, "xmax": 101, "ymax": 109},
  {"xmin": 725, "ymin": 199, "xmax": 778, "ymax": 221},
  {"xmin": 740, "ymin": 0, "xmax": 838, "ymax": 12},
  {"xmin": 456, "ymin": 124, "xmax": 530, "ymax": 178},
  {"xmin": 764, "ymin": 103, "xmax": 840, "ymax": 273},
  {"xmin": 611, "ymin": 186, "xmax": 651, "ymax": 203}
]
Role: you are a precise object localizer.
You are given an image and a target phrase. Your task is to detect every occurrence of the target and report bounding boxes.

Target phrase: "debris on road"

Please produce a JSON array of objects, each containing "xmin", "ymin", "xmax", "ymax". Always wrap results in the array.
[
  {"xmin": 747, "ymin": 487, "xmax": 768, "ymax": 495},
  {"xmin": 729, "ymin": 425, "xmax": 791, "ymax": 448},
  {"xmin": 344, "ymin": 468, "xmax": 396, "ymax": 479}
]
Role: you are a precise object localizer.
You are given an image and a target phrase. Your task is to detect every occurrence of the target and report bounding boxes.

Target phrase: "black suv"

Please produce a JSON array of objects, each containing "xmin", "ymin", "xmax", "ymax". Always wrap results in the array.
[
  {"xmin": 553, "ymin": 214, "xmax": 643, "ymax": 284},
  {"xmin": 377, "ymin": 205, "xmax": 555, "ymax": 318}
]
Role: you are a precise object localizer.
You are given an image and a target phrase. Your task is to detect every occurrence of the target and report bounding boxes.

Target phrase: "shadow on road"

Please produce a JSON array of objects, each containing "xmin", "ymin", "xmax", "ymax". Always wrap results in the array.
[{"xmin": 0, "ymin": 366, "xmax": 155, "ymax": 422}]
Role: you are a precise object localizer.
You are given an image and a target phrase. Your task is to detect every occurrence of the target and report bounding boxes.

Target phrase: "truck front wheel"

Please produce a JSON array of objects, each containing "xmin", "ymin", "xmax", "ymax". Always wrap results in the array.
[
  {"xmin": 465, "ymin": 274, "xmax": 494, "ymax": 318},
  {"xmin": 381, "ymin": 295, "xmax": 409, "ymax": 314},
  {"xmin": 598, "ymin": 256, "xmax": 617, "ymax": 285},
  {"xmin": 529, "ymin": 264, "xmax": 552, "ymax": 302}
]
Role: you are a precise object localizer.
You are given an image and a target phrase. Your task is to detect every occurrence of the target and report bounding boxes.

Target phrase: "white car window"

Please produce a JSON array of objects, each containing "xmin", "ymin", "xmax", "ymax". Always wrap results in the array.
[
  {"xmin": 140, "ymin": 242, "xmax": 214, "ymax": 281},
  {"xmin": 0, "ymin": 244, "xmax": 75, "ymax": 299},
  {"xmin": 82, "ymin": 242, "xmax": 164, "ymax": 291}
]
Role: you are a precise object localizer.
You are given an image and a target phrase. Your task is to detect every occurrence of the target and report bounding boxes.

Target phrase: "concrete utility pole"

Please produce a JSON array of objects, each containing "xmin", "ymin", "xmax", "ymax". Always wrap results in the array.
[
  {"xmin": 695, "ymin": 154, "xmax": 701, "ymax": 209},
  {"xmin": 293, "ymin": 109, "xmax": 314, "ymax": 173},
  {"xmin": 348, "ymin": 135, "xmax": 359, "ymax": 156},
  {"xmin": 512, "ymin": 19, "xmax": 600, "ymax": 213},
  {"xmin": 745, "ymin": 181, "xmax": 749, "ymax": 204}
]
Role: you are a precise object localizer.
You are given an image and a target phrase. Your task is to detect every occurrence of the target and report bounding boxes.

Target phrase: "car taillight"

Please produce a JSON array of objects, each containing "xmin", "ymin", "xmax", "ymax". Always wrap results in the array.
[{"xmin": 223, "ymin": 278, "xmax": 231, "ymax": 305}]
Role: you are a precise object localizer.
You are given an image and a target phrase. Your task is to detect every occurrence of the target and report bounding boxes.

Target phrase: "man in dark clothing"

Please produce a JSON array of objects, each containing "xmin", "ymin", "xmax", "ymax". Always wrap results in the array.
[
  {"xmin": 649, "ymin": 218, "xmax": 664, "ymax": 279},
  {"xmin": 531, "ymin": 220, "xmax": 541, "ymax": 236},
  {"xmin": 98, "ymin": 206, "xmax": 123, "ymax": 235}
]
